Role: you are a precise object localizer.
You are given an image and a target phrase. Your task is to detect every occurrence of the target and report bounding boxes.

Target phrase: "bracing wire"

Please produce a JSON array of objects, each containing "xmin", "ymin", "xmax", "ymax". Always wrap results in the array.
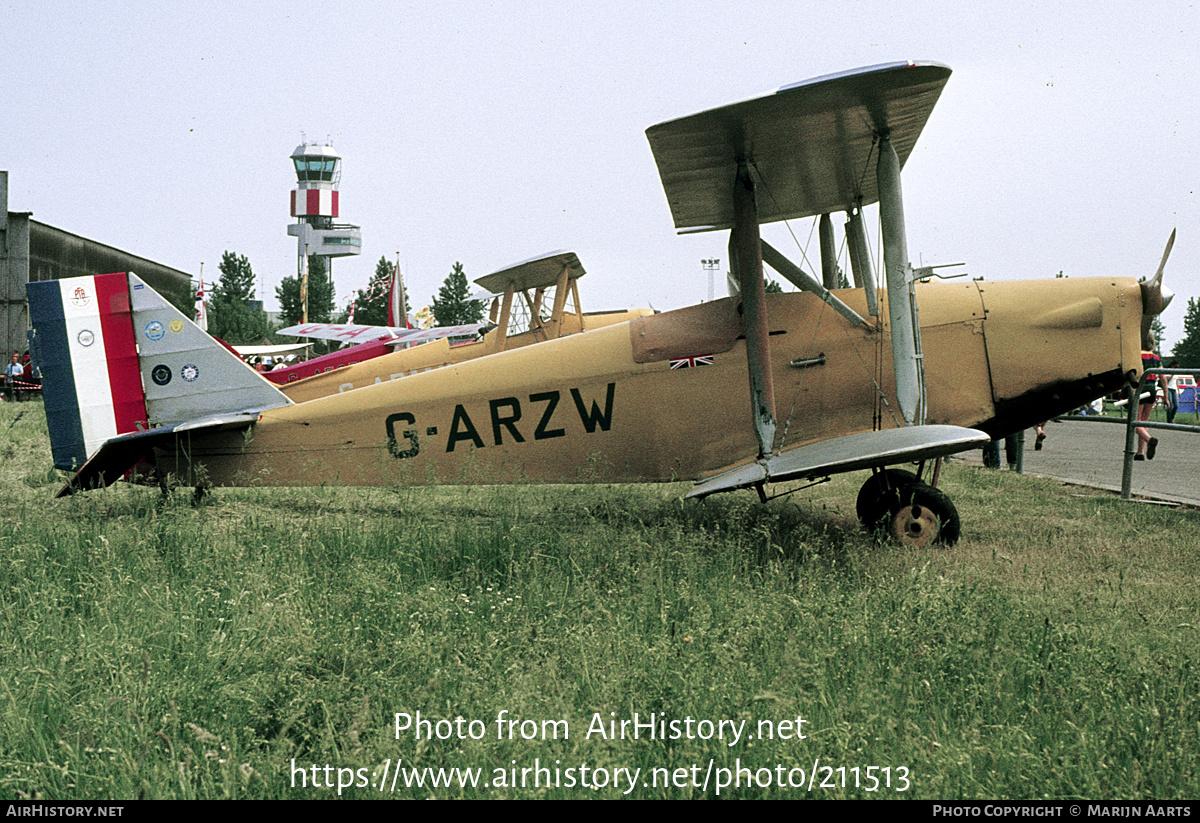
[{"xmin": 747, "ymin": 154, "xmax": 902, "ymax": 448}]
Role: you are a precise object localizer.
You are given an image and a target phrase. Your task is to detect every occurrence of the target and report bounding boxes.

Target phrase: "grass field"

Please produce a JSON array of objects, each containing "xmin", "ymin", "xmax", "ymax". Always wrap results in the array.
[{"xmin": 1, "ymin": 399, "xmax": 1197, "ymax": 799}]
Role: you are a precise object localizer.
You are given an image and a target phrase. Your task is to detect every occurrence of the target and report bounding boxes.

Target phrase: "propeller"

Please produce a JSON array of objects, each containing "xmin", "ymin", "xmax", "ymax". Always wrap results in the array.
[{"xmin": 1140, "ymin": 228, "xmax": 1176, "ymax": 350}]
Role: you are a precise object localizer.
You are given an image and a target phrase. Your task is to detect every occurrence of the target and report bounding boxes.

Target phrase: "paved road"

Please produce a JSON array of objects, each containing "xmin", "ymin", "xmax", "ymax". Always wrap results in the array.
[{"xmin": 953, "ymin": 418, "xmax": 1200, "ymax": 506}]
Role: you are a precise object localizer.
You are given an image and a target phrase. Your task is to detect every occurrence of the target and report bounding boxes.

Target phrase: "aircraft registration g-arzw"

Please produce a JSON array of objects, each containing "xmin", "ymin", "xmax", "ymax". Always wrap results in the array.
[{"xmin": 28, "ymin": 61, "xmax": 1172, "ymax": 546}]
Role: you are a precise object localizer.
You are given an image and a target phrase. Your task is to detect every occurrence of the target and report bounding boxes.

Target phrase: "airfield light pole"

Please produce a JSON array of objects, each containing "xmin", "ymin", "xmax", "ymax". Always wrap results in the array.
[
  {"xmin": 287, "ymin": 143, "xmax": 362, "ymax": 323},
  {"xmin": 701, "ymin": 258, "xmax": 720, "ymax": 302}
]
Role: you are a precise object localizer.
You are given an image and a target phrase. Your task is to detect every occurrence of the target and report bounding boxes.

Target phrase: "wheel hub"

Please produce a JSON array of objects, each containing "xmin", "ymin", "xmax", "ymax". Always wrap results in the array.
[{"xmin": 890, "ymin": 502, "xmax": 940, "ymax": 548}]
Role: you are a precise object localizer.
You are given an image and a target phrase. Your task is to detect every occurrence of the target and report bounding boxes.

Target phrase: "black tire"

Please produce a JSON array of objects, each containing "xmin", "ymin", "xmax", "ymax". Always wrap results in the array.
[
  {"xmin": 872, "ymin": 481, "xmax": 961, "ymax": 547},
  {"xmin": 856, "ymin": 469, "xmax": 919, "ymax": 524}
]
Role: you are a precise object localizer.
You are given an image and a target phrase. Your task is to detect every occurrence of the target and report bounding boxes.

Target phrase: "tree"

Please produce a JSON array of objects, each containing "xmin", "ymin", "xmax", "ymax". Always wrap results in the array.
[
  {"xmin": 351, "ymin": 256, "xmax": 410, "ymax": 327},
  {"xmin": 164, "ymin": 281, "xmax": 199, "ymax": 319},
  {"xmin": 431, "ymin": 262, "xmax": 484, "ymax": 326},
  {"xmin": 213, "ymin": 252, "xmax": 256, "ymax": 304},
  {"xmin": 307, "ymin": 257, "xmax": 336, "ymax": 323},
  {"xmin": 208, "ymin": 251, "xmax": 271, "ymax": 344},
  {"xmin": 276, "ymin": 276, "xmax": 305, "ymax": 328},
  {"xmin": 276, "ymin": 257, "xmax": 335, "ymax": 328},
  {"xmin": 275, "ymin": 257, "xmax": 338, "ymax": 354},
  {"xmin": 1171, "ymin": 297, "xmax": 1200, "ymax": 368}
]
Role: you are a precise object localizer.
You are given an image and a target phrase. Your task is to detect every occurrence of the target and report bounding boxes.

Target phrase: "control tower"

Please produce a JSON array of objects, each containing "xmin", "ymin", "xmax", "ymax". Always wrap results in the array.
[{"xmin": 287, "ymin": 142, "xmax": 362, "ymax": 321}]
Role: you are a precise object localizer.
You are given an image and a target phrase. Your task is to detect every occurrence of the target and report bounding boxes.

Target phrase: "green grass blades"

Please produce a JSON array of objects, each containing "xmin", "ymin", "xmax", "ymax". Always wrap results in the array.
[{"xmin": 1, "ymin": 400, "xmax": 1198, "ymax": 799}]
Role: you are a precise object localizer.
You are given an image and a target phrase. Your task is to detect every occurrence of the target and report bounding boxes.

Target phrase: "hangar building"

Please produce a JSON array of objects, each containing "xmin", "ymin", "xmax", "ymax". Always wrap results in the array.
[{"xmin": 1, "ymin": 171, "xmax": 192, "ymax": 354}]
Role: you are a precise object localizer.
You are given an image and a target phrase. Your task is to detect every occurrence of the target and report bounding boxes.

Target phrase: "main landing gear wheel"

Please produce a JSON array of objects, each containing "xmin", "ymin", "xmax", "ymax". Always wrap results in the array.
[
  {"xmin": 855, "ymin": 469, "xmax": 918, "ymax": 524},
  {"xmin": 856, "ymin": 471, "xmax": 961, "ymax": 547}
]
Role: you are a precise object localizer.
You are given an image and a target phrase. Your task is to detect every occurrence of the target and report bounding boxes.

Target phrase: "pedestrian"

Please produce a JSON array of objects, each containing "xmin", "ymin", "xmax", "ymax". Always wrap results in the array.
[
  {"xmin": 984, "ymin": 433, "xmax": 1021, "ymax": 469},
  {"xmin": 4, "ymin": 353, "xmax": 24, "ymax": 401},
  {"xmin": 1136, "ymin": 350, "xmax": 1167, "ymax": 461},
  {"xmin": 1165, "ymin": 360, "xmax": 1180, "ymax": 424}
]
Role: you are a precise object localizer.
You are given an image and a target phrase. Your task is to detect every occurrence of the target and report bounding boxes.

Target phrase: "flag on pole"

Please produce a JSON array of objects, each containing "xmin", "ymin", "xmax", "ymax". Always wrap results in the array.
[
  {"xmin": 194, "ymin": 279, "xmax": 208, "ymax": 332},
  {"xmin": 387, "ymin": 265, "xmax": 405, "ymax": 328}
]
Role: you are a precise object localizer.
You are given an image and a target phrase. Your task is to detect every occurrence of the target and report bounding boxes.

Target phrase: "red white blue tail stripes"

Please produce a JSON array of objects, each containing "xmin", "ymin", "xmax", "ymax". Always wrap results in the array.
[
  {"xmin": 29, "ymin": 272, "xmax": 293, "ymax": 483},
  {"xmin": 28, "ymin": 273, "xmax": 148, "ymax": 471}
]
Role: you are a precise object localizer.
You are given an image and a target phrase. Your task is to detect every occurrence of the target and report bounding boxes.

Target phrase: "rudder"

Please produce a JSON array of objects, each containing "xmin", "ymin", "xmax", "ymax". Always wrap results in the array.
[{"xmin": 27, "ymin": 273, "xmax": 148, "ymax": 471}]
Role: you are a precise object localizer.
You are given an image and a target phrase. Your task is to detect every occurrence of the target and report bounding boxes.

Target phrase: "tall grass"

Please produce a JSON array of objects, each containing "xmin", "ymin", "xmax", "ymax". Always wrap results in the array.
[{"xmin": 1, "ymin": 399, "xmax": 1197, "ymax": 798}]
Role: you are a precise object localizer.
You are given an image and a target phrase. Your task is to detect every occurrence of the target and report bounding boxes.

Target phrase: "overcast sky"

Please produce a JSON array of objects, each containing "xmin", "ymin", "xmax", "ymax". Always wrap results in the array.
[{"xmin": 4, "ymin": 1, "xmax": 1196, "ymax": 346}]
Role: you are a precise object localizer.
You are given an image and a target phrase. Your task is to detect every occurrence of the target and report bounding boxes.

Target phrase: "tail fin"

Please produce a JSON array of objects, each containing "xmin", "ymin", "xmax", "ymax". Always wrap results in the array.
[{"xmin": 28, "ymin": 272, "xmax": 290, "ymax": 472}]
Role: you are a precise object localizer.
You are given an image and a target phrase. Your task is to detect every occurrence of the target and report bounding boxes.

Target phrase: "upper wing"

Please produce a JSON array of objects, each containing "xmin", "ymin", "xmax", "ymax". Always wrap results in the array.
[
  {"xmin": 276, "ymin": 322, "xmax": 486, "ymax": 344},
  {"xmin": 234, "ymin": 342, "xmax": 311, "ymax": 357},
  {"xmin": 646, "ymin": 61, "xmax": 952, "ymax": 231},
  {"xmin": 474, "ymin": 250, "xmax": 585, "ymax": 294}
]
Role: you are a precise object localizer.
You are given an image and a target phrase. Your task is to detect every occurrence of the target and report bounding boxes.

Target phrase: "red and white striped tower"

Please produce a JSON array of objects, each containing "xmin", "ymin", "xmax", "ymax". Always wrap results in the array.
[{"xmin": 287, "ymin": 142, "xmax": 362, "ymax": 322}]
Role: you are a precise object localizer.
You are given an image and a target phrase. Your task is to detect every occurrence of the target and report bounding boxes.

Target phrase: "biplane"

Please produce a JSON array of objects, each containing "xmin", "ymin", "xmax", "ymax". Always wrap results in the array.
[
  {"xmin": 272, "ymin": 251, "xmax": 653, "ymax": 403},
  {"xmin": 27, "ymin": 61, "xmax": 1171, "ymax": 546},
  {"xmin": 254, "ymin": 319, "xmax": 485, "ymax": 388}
]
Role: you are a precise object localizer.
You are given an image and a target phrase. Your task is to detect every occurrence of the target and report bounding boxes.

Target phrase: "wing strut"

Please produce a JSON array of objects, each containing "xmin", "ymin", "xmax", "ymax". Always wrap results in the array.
[
  {"xmin": 819, "ymin": 214, "xmax": 838, "ymax": 289},
  {"xmin": 494, "ymin": 281, "xmax": 514, "ymax": 347},
  {"xmin": 877, "ymin": 134, "xmax": 924, "ymax": 426},
  {"xmin": 845, "ymin": 207, "xmax": 879, "ymax": 317},
  {"xmin": 549, "ymin": 259, "xmax": 573, "ymax": 338},
  {"xmin": 571, "ymin": 279, "xmax": 584, "ymax": 331},
  {"xmin": 760, "ymin": 240, "xmax": 871, "ymax": 330},
  {"xmin": 729, "ymin": 161, "xmax": 777, "ymax": 459}
]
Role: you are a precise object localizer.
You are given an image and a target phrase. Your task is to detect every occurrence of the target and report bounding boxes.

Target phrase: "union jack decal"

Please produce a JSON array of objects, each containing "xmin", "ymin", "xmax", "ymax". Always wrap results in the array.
[{"xmin": 670, "ymin": 354, "xmax": 714, "ymax": 369}]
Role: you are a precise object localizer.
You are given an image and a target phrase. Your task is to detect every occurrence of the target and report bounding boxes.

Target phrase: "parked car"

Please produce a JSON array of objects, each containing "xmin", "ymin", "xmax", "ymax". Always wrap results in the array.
[{"xmin": 1175, "ymin": 375, "xmax": 1197, "ymax": 414}]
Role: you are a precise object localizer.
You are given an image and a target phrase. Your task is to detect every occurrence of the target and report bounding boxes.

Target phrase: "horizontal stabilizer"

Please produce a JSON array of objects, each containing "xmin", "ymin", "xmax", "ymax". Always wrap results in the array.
[
  {"xmin": 277, "ymin": 322, "xmax": 485, "ymax": 344},
  {"xmin": 686, "ymin": 425, "xmax": 989, "ymax": 499},
  {"xmin": 474, "ymin": 250, "xmax": 585, "ymax": 294},
  {"xmin": 647, "ymin": 61, "xmax": 951, "ymax": 231},
  {"xmin": 55, "ymin": 413, "xmax": 261, "ymax": 497}
]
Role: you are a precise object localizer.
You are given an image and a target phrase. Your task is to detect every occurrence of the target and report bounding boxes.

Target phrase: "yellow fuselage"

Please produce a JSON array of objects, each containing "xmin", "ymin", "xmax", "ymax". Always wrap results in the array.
[
  {"xmin": 280, "ymin": 308, "xmax": 654, "ymax": 404},
  {"xmin": 165, "ymin": 278, "xmax": 1143, "ymax": 488}
]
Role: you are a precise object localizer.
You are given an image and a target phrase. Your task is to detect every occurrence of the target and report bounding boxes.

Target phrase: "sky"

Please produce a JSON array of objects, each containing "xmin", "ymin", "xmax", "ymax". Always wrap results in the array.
[{"xmin": 4, "ymin": 1, "xmax": 1198, "ymax": 347}]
